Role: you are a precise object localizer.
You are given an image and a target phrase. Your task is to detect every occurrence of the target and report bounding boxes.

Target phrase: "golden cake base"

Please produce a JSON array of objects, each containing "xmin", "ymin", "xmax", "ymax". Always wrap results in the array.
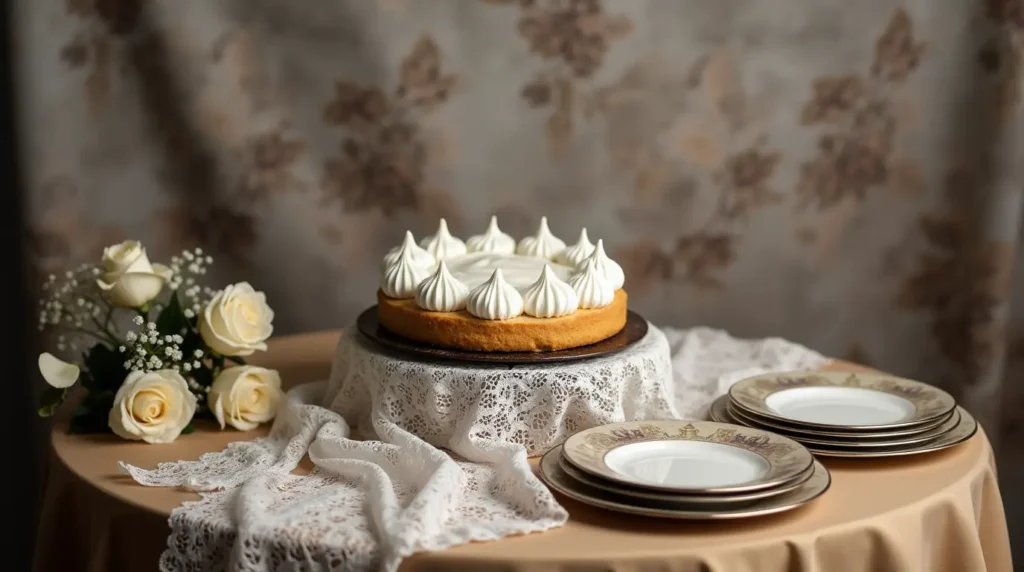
[{"xmin": 376, "ymin": 289, "xmax": 629, "ymax": 352}]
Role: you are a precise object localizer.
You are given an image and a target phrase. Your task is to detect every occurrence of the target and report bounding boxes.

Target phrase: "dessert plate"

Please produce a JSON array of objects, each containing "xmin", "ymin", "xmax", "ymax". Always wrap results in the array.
[
  {"xmin": 717, "ymin": 396, "xmax": 951, "ymax": 439},
  {"xmin": 539, "ymin": 446, "xmax": 831, "ymax": 520},
  {"xmin": 709, "ymin": 397, "xmax": 978, "ymax": 458},
  {"xmin": 801, "ymin": 407, "xmax": 977, "ymax": 458},
  {"xmin": 562, "ymin": 420, "xmax": 814, "ymax": 494},
  {"xmin": 356, "ymin": 306, "xmax": 648, "ymax": 364},
  {"xmin": 723, "ymin": 398, "xmax": 962, "ymax": 447},
  {"xmin": 556, "ymin": 453, "xmax": 815, "ymax": 505},
  {"xmin": 729, "ymin": 372, "xmax": 956, "ymax": 430}
]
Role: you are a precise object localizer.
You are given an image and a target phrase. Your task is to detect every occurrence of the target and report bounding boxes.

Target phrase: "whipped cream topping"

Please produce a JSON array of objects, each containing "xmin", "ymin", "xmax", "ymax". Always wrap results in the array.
[
  {"xmin": 383, "ymin": 231, "xmax": 435, "ymax": 270},
  {"xmin": 523, "ymin": 265, "xmax": 579, "ymax": 318},
  {"xmin": 380, "ymin": 248, "xmax": 430, "ymax": 299},
  {"xmin": 580, "ymin": 239, "xmax": 624, "ymax": 290},
  {"xmin": 445, "ymin": 251, "xmax": 574, "ymax": 292},
  {"xmin": 466, "ymin": 216, "xmax": 516, "ymax": 255},
  {"xmin": 466, "ymin": 269, "xmax": 524, "ymax": 320},
  {"xmin": 555, "ymin": 227, "xmax": 596, "ymax": 267},
  {"xmin": 419, "ymin": 218, "xmax": 467, "ymax": 260},
  {"xmin": 415, "ymin": 261, "xmax": 470, "ymax": 312},
  {"xmin": 568, "ymin": 260, "xmax": 615, "ymax": 309},
  {"xmin": 516, "ymin": 216, "xmax": 566, "ymax": 260}
]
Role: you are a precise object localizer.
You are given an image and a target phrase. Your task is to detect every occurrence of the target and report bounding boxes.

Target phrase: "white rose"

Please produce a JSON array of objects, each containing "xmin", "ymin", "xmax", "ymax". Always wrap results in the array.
[
  {"xmin": 199, "ymin": 282, "xmax": 274, "ymax": 357},
  {"xmin": 208, "ymin": 365, "xmax": 283, "ymax": 431},
  {"xmin": 96, "ymin": 240, "xmax": 171, "ymax": 308},
  {"xmin": 108, "ymin": 369, "xmax": 197, "ymax": 444}
]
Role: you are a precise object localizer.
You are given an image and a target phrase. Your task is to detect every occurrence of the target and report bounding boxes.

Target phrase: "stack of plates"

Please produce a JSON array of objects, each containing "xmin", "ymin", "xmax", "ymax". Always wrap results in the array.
[
  {"xmin": 538, "ymin": 420, "xmax": 830, "ymax": 519},
  {"xmin": 709, "ymin": 371, "xmax": 978, "ymax": 458}
]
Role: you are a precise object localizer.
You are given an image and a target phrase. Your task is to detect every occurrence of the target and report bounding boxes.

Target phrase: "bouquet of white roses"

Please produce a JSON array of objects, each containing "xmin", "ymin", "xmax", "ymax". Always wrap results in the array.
[{"xmin": 36, "ymin": 240, "xmax": 284, "ymax": 444}]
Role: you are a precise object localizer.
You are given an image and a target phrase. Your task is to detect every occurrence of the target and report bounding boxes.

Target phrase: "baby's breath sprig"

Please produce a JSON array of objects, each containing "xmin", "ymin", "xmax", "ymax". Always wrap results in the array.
[
  {"xmin": 37, "ymin": 263, "xmax": 118, "ymax": 351},
  {"xmin": 167, "ymin": 247, "xmax": 216, "ymax": 318},
  {"xmin": 120, "ymin": 315, "xmax": 197, "ymax": 374}
]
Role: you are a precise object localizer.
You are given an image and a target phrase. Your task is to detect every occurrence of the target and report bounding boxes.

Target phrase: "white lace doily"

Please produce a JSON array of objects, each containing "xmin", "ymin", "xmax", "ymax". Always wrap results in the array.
[
  {"xmin": 119, "ymin": 326, "xmax": 827, "ymax": 572},
  {"xmin": 324, "ymin": 323, "xmax": 676, "ymax": 456}
]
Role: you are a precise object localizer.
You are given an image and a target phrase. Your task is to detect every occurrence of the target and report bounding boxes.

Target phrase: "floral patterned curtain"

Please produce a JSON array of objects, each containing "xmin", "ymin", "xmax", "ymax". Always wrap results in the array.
[{"xmin": 16, "ymin": 0, "xmax": 1024, "ymax": 541}]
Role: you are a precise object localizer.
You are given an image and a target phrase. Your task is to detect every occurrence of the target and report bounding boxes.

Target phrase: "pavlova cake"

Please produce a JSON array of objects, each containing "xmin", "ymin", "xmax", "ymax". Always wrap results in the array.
[{"xmin": 376, "ymin": 216, "xmax": 627, "ymax": 352}]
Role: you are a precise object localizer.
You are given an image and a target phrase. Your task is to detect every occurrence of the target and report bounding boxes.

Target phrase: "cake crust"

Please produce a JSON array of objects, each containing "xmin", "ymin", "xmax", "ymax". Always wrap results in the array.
[{"xmin": 377, "ymin": 289, "xmax": 628, "ymax": 352}]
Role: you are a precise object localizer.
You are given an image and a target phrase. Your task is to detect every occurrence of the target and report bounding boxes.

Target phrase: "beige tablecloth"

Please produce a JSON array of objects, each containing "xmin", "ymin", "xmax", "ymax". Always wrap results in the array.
[{"xmin": 33, "ymin": 331, "xmax": 1014, "ymax": 572}]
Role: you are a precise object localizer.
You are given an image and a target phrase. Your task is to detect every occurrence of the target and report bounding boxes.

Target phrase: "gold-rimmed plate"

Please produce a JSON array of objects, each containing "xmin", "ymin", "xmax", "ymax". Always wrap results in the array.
[
  {"xmin": 727, "ymin": 400, "xmax": 961, "ymax": 448},
  {"xmin": 540, "ymin": 446, "xmax": 831, "ymax": 520},
  {"xmin": 802, "ymin": 407, "xmax": 977, "ymax": 458},
  {"xmin": 709, "ymin": 396, "xmax": 978, "ymax": 458},
  {"xmin": 556, "ymin": 453, "xmax": 816, "ymax": 505},
  {"xmin": 561, "ymin": 420, "xmax": 814, "ymax": 494},
  {"xmin": 719, "ymin": 397, "xmax": 953, "ymax": 439},
  {"xmin": 729, "ymin": 371, "xmax": 956, "ymax": 431}
]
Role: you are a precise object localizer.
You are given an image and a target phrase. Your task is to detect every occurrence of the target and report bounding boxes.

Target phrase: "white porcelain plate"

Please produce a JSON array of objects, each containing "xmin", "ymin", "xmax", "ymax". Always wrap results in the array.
[
  {"xmin": 729, "ymin": 371, "xmax": 956, "ymax": 430},
  {"xmin": 764, "ymin": 386, "xmax": 915, "ymax": 426},
  {"xmin": 602, "ymin": 440, "xmax": 770, "ymax": 489},
  {"xmin": 540, "ymin": 446, "xmax": 832, "ymax": 520},
  {"xmin": 562, "ymin": 420, "xmax": 814, "ymax": 494}
]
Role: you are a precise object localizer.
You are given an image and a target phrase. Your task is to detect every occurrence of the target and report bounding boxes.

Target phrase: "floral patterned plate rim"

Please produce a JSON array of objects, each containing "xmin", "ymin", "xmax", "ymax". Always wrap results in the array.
[
  {"xmin": 561, "ymin": 420, "xmax": 814, "ymax": 494},
  {"xmin": 709, "ymin": 397, "xmax": 978, "ymax": 458},
  {"xmin": 728, "ymin": 371, "xmax": 956, "ymax": 431},
  {"xmin": 714, "ymin": 396, "xmax": 962, "ymax": 448},
  {"xmin": 708, "ymin": 394, "xmax": 950, "ymax": 439},
  {"xmin": 715, "ymin": 395, "xmax": 952, "ymax": 439},
  {"xmin": 802, "ymin": 407, "xmax": 977, "ymax": 458},
  {"xmin": 556, "ymin": 452, "xmax": 815, "ymax": 505},
  {"xmin": 540, "ymin": 446, "xmax": 831, "ymax": 520}
]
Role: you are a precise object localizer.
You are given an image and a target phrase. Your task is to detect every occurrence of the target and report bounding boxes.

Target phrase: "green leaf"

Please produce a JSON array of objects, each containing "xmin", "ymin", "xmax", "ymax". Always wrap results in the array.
[
  {"xmin": 156, "ymin": 293, "xmax": 187, "ymax": 337},
  {"xmin": 84, "ymin": 343, "xmax": 127, "ymax": 392},
  {"xmin": 181, "ymin": 423, "xmax": 195, "ymax": 435},
  {"xmin": 37, "ymin": 386, "xmax": 69, "ymax": 417},
  {"xmin": 226, "ymin": 356, "xmax": 246, "ymax": 366}
]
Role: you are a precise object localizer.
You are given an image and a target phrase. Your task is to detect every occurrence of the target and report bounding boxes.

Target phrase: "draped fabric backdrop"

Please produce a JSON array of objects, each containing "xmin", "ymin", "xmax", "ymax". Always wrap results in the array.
[{"xmin": 15, "ymin": 0, "xmax": 1024, "ymax": 553}]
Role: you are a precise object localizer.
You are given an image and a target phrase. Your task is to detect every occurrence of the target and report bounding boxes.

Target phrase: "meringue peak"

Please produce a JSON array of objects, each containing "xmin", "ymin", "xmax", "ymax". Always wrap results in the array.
[
  {"xmin": 516, "ymin": 216, "xmax": 567, "ymax": 260},
  {"xmin": 556, "ymin": 227, "xmax": 596, "ymax": 267},
  {"xmin": 523, "ymin": 264, "xmax": 579, "ymax": 318},
  {"xmin": 381, "ymin": 247, "xmax": 430, "ymax": 299},
  {"xmin": 419, "ymin": 218, "xmax": 467, "ymax": 260},
  {"xmin": 466, "ymin": 216, "xmax": 516, "ymax": 254},
  {"xmin": 466, "ymin": 268, "xmax": 524, "ymax": 320},
  {"xmin": 568, "ymin": 260, "xmax": 615, "ymax": 309},
  {"xmin": 416, "ymin": 260, "xmax": 470, "ymax": 312},
  {"xmin": 581, "ymin": 238, "xmax": 624, "ymax": 290},
  {"xmin": 383, "ymin": 230, "xmax": 435, "ymax": 270}
]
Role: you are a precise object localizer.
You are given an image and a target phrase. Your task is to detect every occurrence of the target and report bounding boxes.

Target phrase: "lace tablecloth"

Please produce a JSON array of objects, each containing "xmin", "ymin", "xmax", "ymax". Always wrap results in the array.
[{"xmin": 120, "ymin": 326, "xmax": 827, "ymax": 572}]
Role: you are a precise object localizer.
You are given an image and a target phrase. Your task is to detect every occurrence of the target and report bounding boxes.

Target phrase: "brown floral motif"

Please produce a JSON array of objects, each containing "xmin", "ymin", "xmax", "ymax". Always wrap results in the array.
[
  {"xmin": 158, "ymin": 201, "xmax": 258, "ymax": 264},
  {"xmin": 673, "ymin": 233, "xmax": 736, "ymax": 290},
  {"xmin": 985, "ymin": 0, "xmax": 1024, "ymax": 29},
  {"xmin": 237, "ymin": 130, "xmax": 306, "ymax": 202},
  {"xmin": 488, "ymin": 0, "xmax": 632, "ymax": 156},
  {"xmin": 716, "ymin": 149, "xmax": 783, "ymax": 221},
  {"xmin": 60, "ymin": 35, "xmax": 90, "ymax": 69},
  {"xmin": 613, "ymin": 241, "xmax": 674, "ymax": 296},
  {"xmin": 321, "ymin": 35, "xmax": 456, "ymax": 216},
  {"xmin": 871, "ymin": 8, "xmax": 926, "ymax": 82},
  {"xmin": 800, "ymin": 76, "xmax": 864, "ymax": 125},
  {"xmin": 897, "ymin": 214, "xmax": 1010, "ymax": 378},
  {"xmin": 797, "ymin": 8, "xmax": 924, "ymax": 211},
  {"xmin": 594, "ymin": 55, "xmax": 780, "ymax": 291},
  {"xmin": 66, "ymin": 0, "xmax": 142, "ymax": 36}
]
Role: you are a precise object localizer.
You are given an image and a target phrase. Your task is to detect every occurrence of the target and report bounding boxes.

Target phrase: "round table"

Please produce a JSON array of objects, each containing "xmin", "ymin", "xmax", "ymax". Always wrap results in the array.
[{"xmin": 33, "ymin": 331, "xmax": 1014, "ymax": 572}]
